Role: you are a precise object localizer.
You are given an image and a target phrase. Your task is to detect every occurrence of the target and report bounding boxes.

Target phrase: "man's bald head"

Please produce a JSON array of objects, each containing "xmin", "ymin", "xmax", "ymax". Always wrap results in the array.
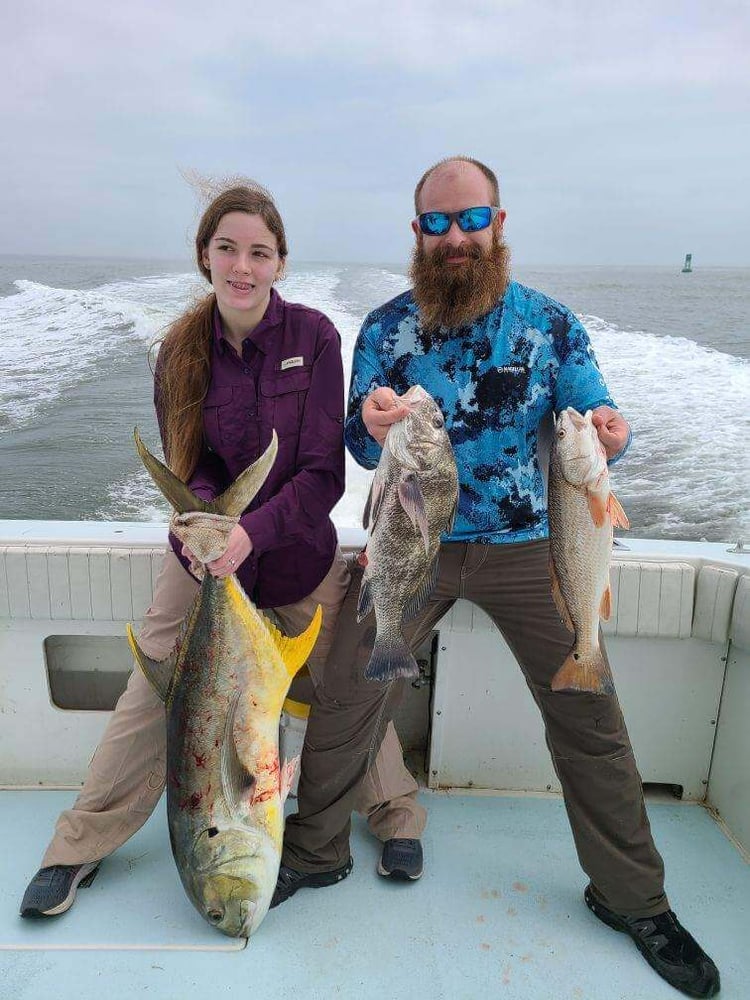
[{"xmin": 414, "ymin": 157, "xmax": 500, "ymax": 214}]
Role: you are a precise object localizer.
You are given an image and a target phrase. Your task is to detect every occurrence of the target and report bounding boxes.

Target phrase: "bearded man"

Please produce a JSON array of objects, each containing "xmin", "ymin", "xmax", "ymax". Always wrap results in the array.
[{"xmin": 273, "ymin": 157, "xmax": 720, "ymax": 1000}]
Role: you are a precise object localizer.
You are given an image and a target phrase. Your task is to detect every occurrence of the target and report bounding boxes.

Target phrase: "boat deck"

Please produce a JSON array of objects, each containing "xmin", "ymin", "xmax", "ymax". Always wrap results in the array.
[{"xmin": 1, "ymin": 789, "xmax": 747, "ymax": 999}]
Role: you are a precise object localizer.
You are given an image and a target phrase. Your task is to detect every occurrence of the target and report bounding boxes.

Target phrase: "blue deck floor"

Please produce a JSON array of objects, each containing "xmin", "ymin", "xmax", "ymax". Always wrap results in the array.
[{"xmin": 0, "ymin": 790, "xmax": 747, "ymax": 1000}]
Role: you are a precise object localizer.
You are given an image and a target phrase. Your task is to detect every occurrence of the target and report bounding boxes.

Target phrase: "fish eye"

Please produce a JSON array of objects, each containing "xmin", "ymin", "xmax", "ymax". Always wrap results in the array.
[
  {"xmin": 557, "ymin": 430, "xmax": 566, "ymax": 438},
  {"xmin": 432, "ymin": 414, "xmax": 444, "ymax": 428},
  {"xmin": 207, "ymin": 827, "xmax": 219, "ymax": 838},
  {"xmin": 207, "ymin": 908, "xmax": 224, "ymax": 924}
]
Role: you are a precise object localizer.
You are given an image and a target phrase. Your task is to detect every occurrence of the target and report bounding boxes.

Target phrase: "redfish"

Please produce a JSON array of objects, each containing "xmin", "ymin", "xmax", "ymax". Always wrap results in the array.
[{"xmin": 548, "ymin": 408, "xmax": 629, "ymax": 694}]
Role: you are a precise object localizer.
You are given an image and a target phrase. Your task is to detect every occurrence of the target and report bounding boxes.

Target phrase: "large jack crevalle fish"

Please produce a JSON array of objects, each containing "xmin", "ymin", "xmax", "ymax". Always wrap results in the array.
[
  {"xmin": 548, "ymin": 407, "xmax": 629, "ymax": 694},
  {"xmin": 358, "ymin": 385, "xmax": 458, "ymax": 682},
  {"xmin": 127, "ymin": 430, "xmax": 321, "ymax": 937}
]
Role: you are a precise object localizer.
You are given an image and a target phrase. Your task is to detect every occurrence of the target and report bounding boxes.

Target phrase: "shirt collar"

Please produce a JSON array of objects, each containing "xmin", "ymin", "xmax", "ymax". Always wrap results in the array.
[{"xmin": 212, "ymin": 287, "xmax": 284, "ymax": 355}]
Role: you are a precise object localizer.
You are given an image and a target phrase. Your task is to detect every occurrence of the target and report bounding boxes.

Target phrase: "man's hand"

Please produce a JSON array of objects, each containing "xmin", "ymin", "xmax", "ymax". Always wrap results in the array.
[
  {"xmin": 362, "ymin": 387, "xmax": 411, "ymax": 446},
  {"xmin": 205, "ymin": 524, "xmax": 253, "ymax": 578},
  {"xmin": 592, "ymin": 405, "xmax": 630, "ymax": 461}
]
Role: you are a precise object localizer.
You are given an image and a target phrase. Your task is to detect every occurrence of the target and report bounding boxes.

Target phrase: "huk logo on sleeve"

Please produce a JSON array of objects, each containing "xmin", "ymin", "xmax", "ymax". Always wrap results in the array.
[{"xmin": 280, "ymin": 356, "xmax": 304, "ymax": 371}]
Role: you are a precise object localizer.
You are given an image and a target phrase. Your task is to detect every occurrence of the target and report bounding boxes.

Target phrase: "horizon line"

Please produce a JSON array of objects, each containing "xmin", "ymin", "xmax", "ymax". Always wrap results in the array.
[{"xmin": 1, "ymin": 252, "xmax": 749, "ymax": 270}]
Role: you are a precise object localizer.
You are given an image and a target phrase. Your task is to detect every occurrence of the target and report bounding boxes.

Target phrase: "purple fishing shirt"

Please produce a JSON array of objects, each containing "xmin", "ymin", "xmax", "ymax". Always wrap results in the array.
[{"xmin": 156, "ymin": 288, "xmax": 345, "ymax": 608}]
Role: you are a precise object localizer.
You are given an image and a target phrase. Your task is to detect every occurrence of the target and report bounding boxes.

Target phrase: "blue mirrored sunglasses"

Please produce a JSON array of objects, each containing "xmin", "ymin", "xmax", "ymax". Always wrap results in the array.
[{"xmin": 416, "ymin": 205, "xmax": 500, "ymax": 236}]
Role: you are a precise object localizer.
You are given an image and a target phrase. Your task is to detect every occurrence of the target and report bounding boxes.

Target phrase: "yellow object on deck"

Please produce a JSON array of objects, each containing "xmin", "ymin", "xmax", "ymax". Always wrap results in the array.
[{"xmin": 282, "ymin": 697, "xmax": 311, "ymax": 720}]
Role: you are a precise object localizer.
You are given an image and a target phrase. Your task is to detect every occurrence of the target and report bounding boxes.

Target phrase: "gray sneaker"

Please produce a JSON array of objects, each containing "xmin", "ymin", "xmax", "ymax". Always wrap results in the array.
[
  {"xmin": 20, "ymin": 863, "xmax": 100, "ymax": 918},
  {"xmin": 378, "ymin": 839, "xmax": 423, "ymax": 880}
]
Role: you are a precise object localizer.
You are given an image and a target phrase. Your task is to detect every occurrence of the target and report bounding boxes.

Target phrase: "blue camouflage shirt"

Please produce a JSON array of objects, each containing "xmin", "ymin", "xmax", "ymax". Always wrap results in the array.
[{"xmin": 345, "ymin": 281, "xmax": 623, "ymax": 544}]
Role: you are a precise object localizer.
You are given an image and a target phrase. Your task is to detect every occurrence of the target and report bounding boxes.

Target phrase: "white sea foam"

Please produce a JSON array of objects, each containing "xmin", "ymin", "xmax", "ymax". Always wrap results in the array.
[
  {"xmin": 97, "ymin": 466, "xmax": 170, "ymax": 524},
  {"xmin": 0, "ymin": 276, "xmax": 197, "ymax": 427},
  {"xmin": 583, "ymin": 315, "xmax": 750, "ymax": 538}
]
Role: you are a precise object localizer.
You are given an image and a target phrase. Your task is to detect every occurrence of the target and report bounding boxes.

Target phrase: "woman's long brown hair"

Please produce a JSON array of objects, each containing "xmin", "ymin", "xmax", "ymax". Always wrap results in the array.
[{"xmin": 154, "ymin": 183, "xmax": 288, "ymax": 482}]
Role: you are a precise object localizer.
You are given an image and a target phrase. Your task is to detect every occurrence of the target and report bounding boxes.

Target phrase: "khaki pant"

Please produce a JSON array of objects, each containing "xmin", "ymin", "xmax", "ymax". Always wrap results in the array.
[
  {"xmin": 283, "ymin": 540, "xmax": 668, "ymax": 919},
  {"xmin": 42, "ymin": 549, "xmax": 424, "ymax": 868}
]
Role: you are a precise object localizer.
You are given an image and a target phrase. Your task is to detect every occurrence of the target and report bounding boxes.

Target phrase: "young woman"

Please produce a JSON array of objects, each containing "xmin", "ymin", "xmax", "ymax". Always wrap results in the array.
[{"xmin": 20, "ymin": 183, "xmax": 424, "ymax": 919}]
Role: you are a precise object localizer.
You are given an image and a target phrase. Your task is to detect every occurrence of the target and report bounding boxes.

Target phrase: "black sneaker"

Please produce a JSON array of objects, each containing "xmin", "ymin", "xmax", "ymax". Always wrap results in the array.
[
  {"xmin": 377, "ymin": 838, "xmax": 423, "ymax": 881},
  {"xmin": 584, "ymin": 885, "xmax": 720, "ymax": 998},
  {"xmin": 20, "ymin": 863, "xmax": 100, "ymax": 918},
  {"xmin": 270, "ymin": 857, "xmax": 353, "ymax": 908}
]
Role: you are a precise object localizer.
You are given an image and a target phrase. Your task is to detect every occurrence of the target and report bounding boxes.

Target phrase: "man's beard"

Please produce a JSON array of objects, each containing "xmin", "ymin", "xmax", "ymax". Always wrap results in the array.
[{"xmin": 409, "ymin": 232, "xmax": 511, "ymax": 332}]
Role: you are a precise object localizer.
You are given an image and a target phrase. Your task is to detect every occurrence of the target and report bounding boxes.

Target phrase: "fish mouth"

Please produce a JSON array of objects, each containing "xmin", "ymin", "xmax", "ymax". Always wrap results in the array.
[
  {"xmin": 203, "ymin": 890, "xmax": 260, "ymax": 938},
  {"xmin": 401, "ymin": 385, "xmax": 428, "ymax": 405},
  {"xmin": 240, "ymin": 901, "xmax": 259, "ymax": 937},
  {"xmin": 555, "ymin": 407, "xmax": 584, "ymax": 432}
]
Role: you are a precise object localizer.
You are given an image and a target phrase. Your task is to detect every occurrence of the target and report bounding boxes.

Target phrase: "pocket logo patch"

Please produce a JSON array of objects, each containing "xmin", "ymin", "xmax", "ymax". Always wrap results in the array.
[{"xmin": 280, "ymin": 356, "xmax": 304, "ymax": 370}]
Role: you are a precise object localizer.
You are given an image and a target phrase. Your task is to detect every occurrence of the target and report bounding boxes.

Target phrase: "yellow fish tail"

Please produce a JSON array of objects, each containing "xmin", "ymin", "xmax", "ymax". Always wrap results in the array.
[{"xmin": 265, "ymin": 604, "xmax": 323, "ymax": 679}]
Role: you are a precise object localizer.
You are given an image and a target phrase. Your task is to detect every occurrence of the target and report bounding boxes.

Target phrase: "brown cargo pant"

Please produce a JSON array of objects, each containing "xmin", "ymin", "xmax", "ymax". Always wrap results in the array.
[
  {"xmin": 42, "ymin": 548, "xmax": 425, "ymax": 869},
  {"xmin": 283, "ymin": 539, "xmax": 669, "ymax": 919}
]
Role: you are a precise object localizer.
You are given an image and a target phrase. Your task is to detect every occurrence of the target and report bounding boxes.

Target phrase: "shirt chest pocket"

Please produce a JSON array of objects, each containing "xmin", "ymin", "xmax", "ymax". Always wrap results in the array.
[
  {"xmin": 260, "ymin": 368, "xmax": 312, "ymax": 438},
  {"xmin": 203, "ymin": 384, "xmax": 258, "ymax": 453}
]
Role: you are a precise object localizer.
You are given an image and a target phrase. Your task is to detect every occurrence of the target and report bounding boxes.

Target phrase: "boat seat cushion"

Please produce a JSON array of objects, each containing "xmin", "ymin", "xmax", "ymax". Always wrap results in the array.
[
  {"xmin": 604, "ymin": 561, "xmax": 694, "ymax": 638},
  {"xmin": 692, "ymin": 565, "xmax": 740, "ymax": 644},
  {"xmin": 729, "ymin": 574, "xmax": 750, "ymax": 652}
]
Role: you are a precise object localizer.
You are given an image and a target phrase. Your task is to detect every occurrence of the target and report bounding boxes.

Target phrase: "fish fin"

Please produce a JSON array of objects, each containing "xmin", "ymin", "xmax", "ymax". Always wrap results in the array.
[
  {"xmin": 402, "ymin": 556, "xmax": 440, "ymax": 623},
  {"xmin": 549, "ymin": 558, "xmax": 574, "ymax": 633},
  {"xmin": 221, "ymin": 690, "xmax": 256, "ymax": 814},
  {"xmin": 133, "ymin": 428, "xmax": 211, "ymax": 514},
  {"xmin": 280, "ymin": 756, "xmax": 300, "ymax": 804},
  {"xmin": 364, "ymin": 469, "xmax": 386, "ymax": 530},
  {"xmin": 600, "ymin": 584, "xmax": 612, "ymax": 622},
  {"xmin": 364, "ymin": 636, "xmax": 419, "ymax": 683},
  {"xmin": 126, "ymin": 624, "xmax": 175, "ymax": 702},
  {"xmin": 398, "ymin": 471, "xmax": 429, "ymax": 555},
  {"xmin": 264, "ymin": 604, "xmax": 323, "ymax": 679},
  {"xmin": 357, "ymin": 576, "xmax": 374, "ymax": 622},
  {"xmin": 550, "ymin": 648, "xmax": 614, "ymax": 695},
  {"xmin": 212, "ymin": 432, "xmax": 278, "ymax": 517},
  {"xmin": 607, "ymin": 491, "xmax": 630, "ymax": 530},
  {"xmin": 586, "ymin": 490, "xmax": 608, "ymax": 528}
]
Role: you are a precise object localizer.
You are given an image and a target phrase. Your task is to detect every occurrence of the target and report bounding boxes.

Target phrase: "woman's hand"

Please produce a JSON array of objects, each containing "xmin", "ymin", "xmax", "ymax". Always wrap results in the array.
[{"xmin": 205, "ymin": 524, "xmax": 254, "ymax": 578}]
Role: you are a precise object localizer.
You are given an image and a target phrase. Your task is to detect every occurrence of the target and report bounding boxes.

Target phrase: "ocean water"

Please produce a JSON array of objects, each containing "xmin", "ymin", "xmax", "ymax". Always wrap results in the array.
[{"xmin": 0, "ymin": 254, "xmax": 748, "ymax": 543}]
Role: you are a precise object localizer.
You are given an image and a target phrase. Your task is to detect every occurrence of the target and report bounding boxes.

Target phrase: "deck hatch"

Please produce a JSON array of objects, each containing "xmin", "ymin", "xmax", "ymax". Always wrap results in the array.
[{"xmin": 44, "ymin": 635, "xmax": 132, "ymax": 711}]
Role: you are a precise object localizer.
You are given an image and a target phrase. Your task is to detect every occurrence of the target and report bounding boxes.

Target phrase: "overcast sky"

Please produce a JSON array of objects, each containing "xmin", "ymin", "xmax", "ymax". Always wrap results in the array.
[{"xmin": 3, "ymin": 1, "xmax": 748, "ymax": 265}]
